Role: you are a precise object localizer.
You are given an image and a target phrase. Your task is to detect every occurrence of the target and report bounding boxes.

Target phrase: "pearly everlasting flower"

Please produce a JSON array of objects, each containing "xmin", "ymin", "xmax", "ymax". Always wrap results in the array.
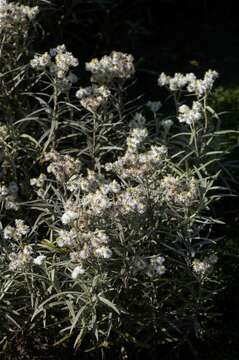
[
  {"xmin": 56, "ymin": 229, "xmax": 78, "ymax": 247},
  {"xmin": 3, "ymin": 225, "xmax": 15, "ymax": 240},
  {"xmin": 95, "ymin": 246, "xmax": 112, "ymax": 259},
  {"xmin": 8, "ymin": 245, "xmax": 33, "ymax": 271},
  {"xmin": 0, "ymin": 2, "xmax": 39, "ymax": 34},
  {"xmin": 91, "ymin": 229, "xmax": 110, "ymax": 248},
  {"xmin": 178, "ymin": 101, "xmax": 203, "ymax": 125},
  {"xmin": 61, "ymin": 210, "xmax": 79, "ymax": 225},
  {"xmin": 33, "ymin": 255, "xmax": 46, "ymax": 265},
  {"xmin": 118, "ymin": 186, "xmax": 147, "ymax": 214},
  {"xmin": 0, "ymin": 0, "xmax": 7, "ymax": 7},
  {"xmin": 0, "ymin": 181, "xmax": 19, "ymax": 211},
  {"xmin": 126, "ymin": 127, "xmax": 148, "ymax": 153},
  {"xmin": 192, "ymin": 259, "xmax": 210, "ymax": 275},
  {"xmin": 76, "ymin": 85, "xmax": 111, "ymax": 112},
  {"xmin": 3, "ymin": 220, "xmax": 29, "ymax": 241},
  {"xmin": 45, "ymin": 151, "xmax": 81, "ymax": 182},
  {"xmin": 160, "ymin": 175, "xmax": 198, "ymax": 206},
  {"xmin": 30, "ymin": 174, "xmax": 47, "ymax": 188},
  {"xmin": 158, "ymin": 70, "xmax": 218, "ymax": 98},
  {"xmin": 30, "ymin": 52, "xmax": 51, "ymax": 69},
  {"xmin": 82, "ymin": 189, "xmax": 111, "ymax": 215},
  {"xmin": 85, "ymin": 51, "xmax": 135, "ymax": 84},
  {"xmin": 71, "ymin": 265, "xmax": 85, "ymax": 279},
  {"xmin": 31, "ymin": 45, "xmax": 78, "ymax": 83},
  {"xmin": 158, "ymin": 72, "xmax": 170, "ymax": 87}
]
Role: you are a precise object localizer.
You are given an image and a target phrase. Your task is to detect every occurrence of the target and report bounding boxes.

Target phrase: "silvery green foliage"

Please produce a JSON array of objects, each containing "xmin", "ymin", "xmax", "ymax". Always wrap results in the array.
[{"xmin": 0, "ymin": 2, "xmax": 232, "ymax": 355}]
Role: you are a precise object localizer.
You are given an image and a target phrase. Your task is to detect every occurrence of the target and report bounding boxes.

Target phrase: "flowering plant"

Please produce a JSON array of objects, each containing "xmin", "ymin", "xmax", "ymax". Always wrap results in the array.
[{"xmin": 0, "ymin": 2, "xmax": 236, "ymax": 357}]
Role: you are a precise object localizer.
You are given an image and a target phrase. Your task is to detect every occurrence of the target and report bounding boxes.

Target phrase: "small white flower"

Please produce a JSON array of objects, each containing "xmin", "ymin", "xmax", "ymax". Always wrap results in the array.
[
  {"xmin": 61, "ymin": 210, "xmax": 79, "ymax": 225},
  {"xmin": 95, "ymin": 246, "xmax": 112, "ymax": 259},
  {"xmin": 71, "ymin": 265, "xmax": 85, "ymax": 279},
  {"xmin": 158, "ymin": 72, "xmax": 169, "ymax": 87},
  {"xmin": 33, "ymin": 255, "xmax": 46, "ymax": 265},
  {"xmin": 192, "ymin": 259, "xmax": 210, "ymax": 275}
]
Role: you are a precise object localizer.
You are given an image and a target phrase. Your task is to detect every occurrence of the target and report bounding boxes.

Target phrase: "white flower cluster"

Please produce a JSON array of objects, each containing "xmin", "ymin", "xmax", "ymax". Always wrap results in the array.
[
  {"xmin": 76, "ymin": 85, "xmax": 111, "ymax": 112},
  {"xmin": 126, "ymin": 128, "xmax": 148, "ymax": 152},
  {"xmin": 85, "ymin": 51, "xmax": 135, "ymax": 84},
  {"xmin": 158, "ymin": 70, "xmax": 218, "ymax": 97},
  {"xmin": 61, "ymin": 210, "xmax": 79, "ymax": 225},
  {"xmin": 0, "ymin": 181, "xmax": 19, "ymax": 211},
  {"xmin": 105, "ymin": 127, "xmax": 167, "ymax": 178},
  {"xmin": 178, "ymin": 101, "xmax": 203, "ymax": 125},
  {"xmin": 31, "ymin": 44, "xmax": 78, "ymax": 81},
  {"xmin": 8, "ymin": 246, "xmax": 46, "ymax": 271},
  {"xmin": 192, "ymin": 254, "xmax": 218, "ymax": 276},
  {"xmin": 3, "ymin": 219, "xmax": 29, "ymax": 241},
  {"xmin": 71, "ymin": 265, "xmax": 85, "ymax": 279},
  {"xmin": 67, "ymin": 169, "xmax": 104, "ymax": 193},
  {"xmin": 81, "ymin": 189, "xmax": 112, "ymax": 216},
  {"xmin": 33, "ymin": 255, "xmax": 46, "ymax": 266},
  {"xmin": 117, "ymin": 185, "xmax": 147, "ymax": 215},
  {"xmin": 45, "ymin": 150, "xmax": 81, "ymax": 183},
  {"xmin": 8, "ymin": 245, "xmax": 33, "ymax": 271},
  {"xmin": 0, "ymin": 0, "xmax": 38, "ymax": 33},
  {"xmin": 56, "ymin": 228, "xmax": 78, "ymax": 247},
  {"xmin": 30, "ymin": 173, "xmax": 47, "ymax": 198},
  {"xmin": 56, "ymin": 226, "xmax": 112, "ymax": 263},
  {"xmin": 160, "ymin": 175, "xmax": 198, "ymax": 207}
]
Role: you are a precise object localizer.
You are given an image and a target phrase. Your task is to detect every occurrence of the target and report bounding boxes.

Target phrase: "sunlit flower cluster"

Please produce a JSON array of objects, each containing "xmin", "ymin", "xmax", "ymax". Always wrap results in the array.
[
  {"xmin": 3, "ymin": 219, "xmax": 29, "ymax": 241},
  {"xmin": 160, "ymin": 175, "xmax": 198, "ymax": 206},
  {"xmin": 31, "ymin": 44, "xmax": 79, "ymax": 82},
  {"xmin": 76, "ymin": 85, "xmax": 111, "ymax": 112},
  {"xmin": 44, "ymin": 150, "xmax": 81, "ymax": 183},
  {"xmin": 192, "ymin": 254, "xmax": 218, "ymax": 276},
  {"xmin": 0, "ymin": 0, "xmax": 38, "ymax": 34},
  {"xmin": 158, "ymin": 70, "xmax": 218, "ymax": 97},
  {"xmin": 178, "ymin": 101, "xmax": 203, "ymax": 125},
  {"xmin": 8, "ymin": 245, "xmax": 33, "ymax": 271},
  {"xmin": 85, "ymin": 51, "xmax": 135, "ymax": 84},
  {"xmin": 105, "ymin": 127, "xmax": 167, "ymax": 178}
]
